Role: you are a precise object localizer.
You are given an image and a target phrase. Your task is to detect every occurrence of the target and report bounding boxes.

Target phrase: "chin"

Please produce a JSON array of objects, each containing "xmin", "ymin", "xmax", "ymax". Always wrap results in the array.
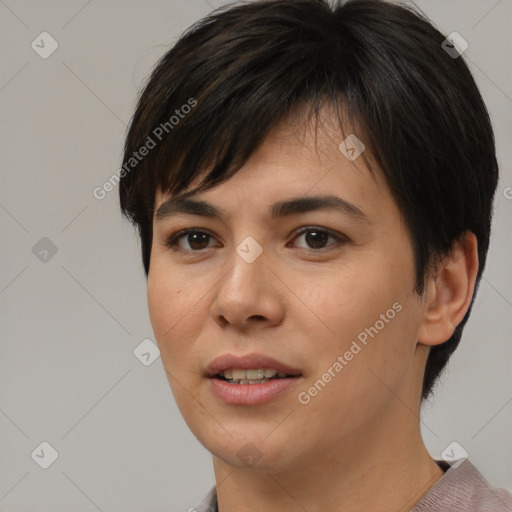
[{"xmin": 202, "ymin": 429, "xmax": 301, "ymax": 472}]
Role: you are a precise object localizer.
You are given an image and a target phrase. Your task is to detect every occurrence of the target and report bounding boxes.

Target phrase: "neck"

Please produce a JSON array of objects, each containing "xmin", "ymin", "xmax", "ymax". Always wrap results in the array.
[{"xmin": 212, "ymin": 385, "xmax": 444, "ymax": 511}]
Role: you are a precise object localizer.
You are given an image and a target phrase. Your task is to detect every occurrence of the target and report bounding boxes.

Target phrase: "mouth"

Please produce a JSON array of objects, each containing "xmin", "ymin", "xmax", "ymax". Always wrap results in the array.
[
  {"xmin": 214, "ymin": 368, "xmax": 301, "ymax": 385},
  {"xmin": 206, "ymin": 353, "xmax": 303, "ymax": 404},
  {"xmin": 206, "ymin": 352, "xmax": 303, "ymax": 380}
]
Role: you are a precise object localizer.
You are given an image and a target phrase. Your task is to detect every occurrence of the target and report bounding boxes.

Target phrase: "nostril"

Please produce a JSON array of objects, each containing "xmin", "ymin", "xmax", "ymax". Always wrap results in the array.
[{"xmin": 217, "ymin": 315, "xmax": 229, "ymax": 327}]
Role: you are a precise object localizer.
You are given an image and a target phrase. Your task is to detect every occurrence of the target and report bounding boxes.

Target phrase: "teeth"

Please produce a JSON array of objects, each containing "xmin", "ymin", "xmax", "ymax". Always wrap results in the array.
[
  {"xmin": 246, "ymin": 369, "xmax": 264, "ymax": 379},
  {"xmin": 219, "ymin": 368, "xmax": 279, "ymax": 380},
  {"xmin": 232, "ymin": 369, "xmax": 246, "ymax": 380},
  {"xmin": 215, "ymin": 368, "xmax": 301, "ymax": 384},
  {"xmin": 230, "ymin": 378, "xmax": 269, "ymax": 384}
]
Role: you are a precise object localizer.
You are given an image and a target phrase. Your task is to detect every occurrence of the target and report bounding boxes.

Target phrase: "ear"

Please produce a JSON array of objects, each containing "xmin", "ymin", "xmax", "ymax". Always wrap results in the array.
[{"xmin": 418, "ymin": 231, "xmax": 479, "ymax": 346}]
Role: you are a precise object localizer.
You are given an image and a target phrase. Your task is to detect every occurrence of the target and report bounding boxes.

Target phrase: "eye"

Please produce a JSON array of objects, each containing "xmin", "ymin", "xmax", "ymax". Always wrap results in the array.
[
  {"xmin": 290, "ymin": 226, "xmax": 346, "ymax": 251},
  {"xmin": 163, "ymin": 229, "xmax": 217, "ymax": 252},
  {"xmin": 162, "ymin": 226, "xmax": 347, "ymax": 254}
]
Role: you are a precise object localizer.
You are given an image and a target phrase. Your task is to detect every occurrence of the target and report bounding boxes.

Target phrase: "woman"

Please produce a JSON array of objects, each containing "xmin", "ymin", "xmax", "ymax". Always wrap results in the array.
[{"xmin": 119, "ymin": 0, "xmax": 512, "ymax": 510}]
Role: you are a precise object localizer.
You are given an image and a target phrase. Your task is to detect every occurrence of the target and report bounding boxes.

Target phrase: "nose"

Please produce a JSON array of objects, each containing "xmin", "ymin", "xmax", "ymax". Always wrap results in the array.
[{"xmin": 209, "ymin": 248, "xmax": 285, "ymax": 331}]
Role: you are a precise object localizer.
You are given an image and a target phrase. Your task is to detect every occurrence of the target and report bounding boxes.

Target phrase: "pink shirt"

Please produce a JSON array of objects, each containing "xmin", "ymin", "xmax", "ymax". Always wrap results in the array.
[
  {"xmin": 412, "ymin": 459, "xmax": 512, "ymax": 511},
  {"xmin": 193, "ymin": 459, "xmax": 512, "ymax": 511}
]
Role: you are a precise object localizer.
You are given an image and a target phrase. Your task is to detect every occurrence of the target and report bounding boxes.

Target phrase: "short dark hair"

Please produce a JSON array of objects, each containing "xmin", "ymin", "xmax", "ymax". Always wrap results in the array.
[{"xmin": 119, "ymin": 0, "xmax": 498, "ymax": 401}]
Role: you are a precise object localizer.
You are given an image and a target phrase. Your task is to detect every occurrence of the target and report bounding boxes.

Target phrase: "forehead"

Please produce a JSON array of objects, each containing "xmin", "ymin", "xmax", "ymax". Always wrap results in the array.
[{"xmin": 154, "ymin": 105, "xmax": 392, "ymax": 223}]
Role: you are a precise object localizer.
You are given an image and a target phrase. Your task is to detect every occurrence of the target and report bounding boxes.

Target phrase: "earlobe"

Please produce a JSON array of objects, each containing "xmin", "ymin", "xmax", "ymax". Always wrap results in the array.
[{"xmin": 418, "ymin": 232, "xmax": 479, "ymax": 347}]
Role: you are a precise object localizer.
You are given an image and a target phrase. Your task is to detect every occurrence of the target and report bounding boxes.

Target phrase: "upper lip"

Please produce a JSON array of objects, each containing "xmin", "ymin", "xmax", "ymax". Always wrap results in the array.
[{"xmin": 206, "ymin": 353, "xmax": 302, "ymax": 377}]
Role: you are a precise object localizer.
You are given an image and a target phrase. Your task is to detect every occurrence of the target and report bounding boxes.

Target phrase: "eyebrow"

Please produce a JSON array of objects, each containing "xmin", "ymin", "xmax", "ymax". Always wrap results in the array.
[{"xmin": 155, "ymin": 194, "xmax": 370, "ymax": 224}]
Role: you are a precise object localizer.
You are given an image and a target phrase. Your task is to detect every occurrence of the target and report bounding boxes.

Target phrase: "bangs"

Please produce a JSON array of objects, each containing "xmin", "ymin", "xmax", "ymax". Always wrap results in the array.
[
  {"xmin": 154, "ymin": 96, "xmax": 362, "ymax": 203},
  {"xmin": 124, "ymin": 1, "xmax": 361, "ymax": 219}
]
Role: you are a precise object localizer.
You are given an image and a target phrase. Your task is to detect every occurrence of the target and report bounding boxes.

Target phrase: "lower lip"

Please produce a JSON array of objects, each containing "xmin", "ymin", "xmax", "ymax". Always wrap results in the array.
[{"xmin": 208, "ymin": 377, "xmax": 302, "ymax": 405}]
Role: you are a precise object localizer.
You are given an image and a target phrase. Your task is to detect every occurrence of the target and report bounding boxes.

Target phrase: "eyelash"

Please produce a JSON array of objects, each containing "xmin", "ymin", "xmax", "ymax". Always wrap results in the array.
[{"xmin": 163, "ymin": 226, "xmax": 347, "ymax": 254}]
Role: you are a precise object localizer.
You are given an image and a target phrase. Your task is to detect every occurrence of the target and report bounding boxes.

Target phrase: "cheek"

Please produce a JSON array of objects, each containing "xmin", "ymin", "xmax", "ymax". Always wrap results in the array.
[
  {"xmin": 293, "ymin": 300, "xmax": 421, "ymax": 441},
  {"xmin": 295, "ymin": 254, "xmax": 419, "ymax": 401},
  {"xmin": 301, "ymin": 260, "xmax": 403, "ymax": 342},
  {"xmin": 147, "ymin": 265, "xmax": 202, "ymax": 363},
  {"xmin": 147, "ymin": 269, "xmax": 174, "ymax": 338},
  {"xmin": 147, "ymin": 267, "xmax": 207, "ymax": 419}
]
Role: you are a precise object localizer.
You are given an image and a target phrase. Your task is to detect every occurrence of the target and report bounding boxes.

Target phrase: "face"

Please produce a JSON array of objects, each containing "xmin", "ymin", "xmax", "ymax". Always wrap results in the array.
[{"xmin": 147, "ymin": 110, "xmax": 429, "ymax": 472}]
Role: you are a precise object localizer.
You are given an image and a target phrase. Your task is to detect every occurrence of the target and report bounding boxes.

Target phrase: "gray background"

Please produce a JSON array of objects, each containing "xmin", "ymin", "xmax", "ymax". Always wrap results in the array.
[{"xmin": 0, "ymin": 0, "xmax": 511, "ymax": 510}]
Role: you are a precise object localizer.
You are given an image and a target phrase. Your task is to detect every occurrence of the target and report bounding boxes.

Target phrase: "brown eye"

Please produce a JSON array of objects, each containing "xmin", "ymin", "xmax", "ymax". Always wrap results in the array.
[
  {"xmin": 303, "ymin": 230, "xmax": 329, "ymax": 249},
  {"xmin": 292, "ymin": 227, "xmax": 345, "ymax": 251},
  {"xmin": 165, "ymin": 229, "xmax": 216, "ymax": 251},
  {"xmin": 185, "ymin": 232, "xmax": 211, "ymax": 250}
]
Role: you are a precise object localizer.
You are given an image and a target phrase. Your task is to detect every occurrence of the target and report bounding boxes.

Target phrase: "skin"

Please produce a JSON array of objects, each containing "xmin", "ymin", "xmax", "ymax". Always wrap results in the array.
[{"xmin": 147, "ymin": 108, "xmax": 479, "ymax": 511}]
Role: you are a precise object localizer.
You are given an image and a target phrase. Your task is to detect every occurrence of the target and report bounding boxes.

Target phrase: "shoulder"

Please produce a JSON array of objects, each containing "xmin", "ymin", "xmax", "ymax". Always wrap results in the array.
[
  {"xmin": 412, "ymin": 459, "xmax": 512, "ymax": 512},
  {"xmin": 192, "ymin": 485, "xmax": 217, "ymax": 512}
]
